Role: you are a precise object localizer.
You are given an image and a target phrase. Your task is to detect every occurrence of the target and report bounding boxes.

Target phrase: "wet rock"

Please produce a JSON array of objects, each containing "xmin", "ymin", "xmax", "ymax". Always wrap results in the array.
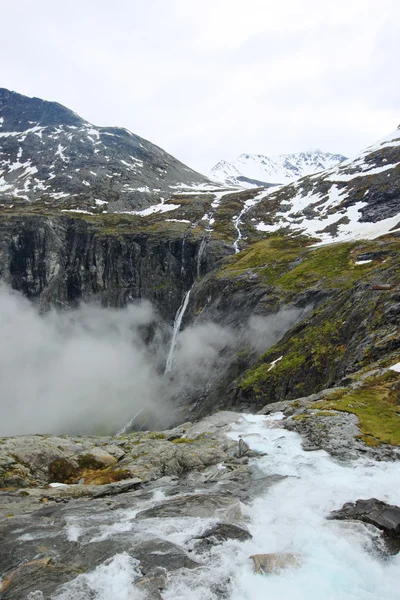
[
  {"xmin": 250, "ymin": 552, "xmax": 302, "ymax": 574},
  {"xmin": 135, "ymin": 566, "xmax": 167, "ymax": 590},
  {"xmin": 258, "ymin": 401, "xmax": 289, "ymax": 415},
  {"xmin": 0, "ymin": 556, "xmax": 80, "ymax": 600},
  {"xmin": 136, "ymin": 493, "xmax": 243, "ymax": 522},
  {"xmin": 194, "ymin": 523, "xmax": 252, "ymax": 552},
  {"xmin": 330, "ymin": 498, "xmax": 400, "ymax": 553},
  {"xmin": 133, "ymin": 539, "xmax": 199, "ymax": 573},
  {"xmin": 285, "ymin": 406, "xmax": 400, "ymax": 462},
  {"xmin": 238, "ymin": 438, "xmax": 250, "ymax": 457}
]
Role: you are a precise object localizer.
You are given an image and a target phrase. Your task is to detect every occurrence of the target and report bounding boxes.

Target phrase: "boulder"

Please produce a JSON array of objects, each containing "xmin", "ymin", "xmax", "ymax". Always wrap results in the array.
[
  {"xmin": 250, "ymin": 553, "xmax": 302, "ymax": 574},
  {"xmin": 195, "ymin": 523, "xmax": 252, "ymax": 552},
  {"xmin": 84, "ymin": 447, "xmax": 118, "ymax": 467},
  {"xmin": 330, "ymin": 498, "xmax": 400, "ymax": 545}
]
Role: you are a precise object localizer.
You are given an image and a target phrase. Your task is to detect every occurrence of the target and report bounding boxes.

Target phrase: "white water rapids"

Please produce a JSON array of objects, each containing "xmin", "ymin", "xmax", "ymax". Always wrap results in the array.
[{"xmin": 53, "ymin": 413, "xmax": 400, "ymax": 599}]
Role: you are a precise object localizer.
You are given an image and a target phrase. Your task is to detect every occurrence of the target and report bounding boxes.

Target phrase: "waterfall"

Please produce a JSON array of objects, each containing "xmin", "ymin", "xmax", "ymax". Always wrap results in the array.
[
  {"xmin": 233, "ymin": 207, "xmax": 248, "ymax": 253},
  {"xmin": 233, "ymin": 190, "xmax": 270, "ymax": 253},
  {"xmin": 197, "ymin": 237, "xmax": 207, "ymax": 277},
  {"xmin": 180, "ymin": 236, "xmax": 186, "ymax": 278},
  {"xmin": 115, "ymin": 406, "xmax": 145, "ymax": 436},
  {"xmin": 165, "ymin": 237, "xmax": 207, "ymax": 372},
  {"xmin": 164, "ymin": 289, "xmax": 191, "ymax": 374}
]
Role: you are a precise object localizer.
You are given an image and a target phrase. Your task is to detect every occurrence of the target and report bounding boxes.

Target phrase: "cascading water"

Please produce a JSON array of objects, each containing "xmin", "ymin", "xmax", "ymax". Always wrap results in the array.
[
  {"xmin": 115, "ymin": 407, "xmax": 145, "ymax": 436},
  {"xmin": 233, "ymin": 189, "xmax": 274, "ymax": 253},
  {"xmin": 197, "ymin": 236, "xmax": 207, "ymax": 277},
  {"xmin": 55, "ymin": 413, "xmax": 400, "ymax": 599},
  {"xmin": 164, "ymin": 289, "xmax": 191, "ymax": 374},
  {"xmin": 117, "ymin": 238, "xmax": 207, "ymax": 432},
  {"xmin": 233, "ymin": 206, "xmax": 248, "ymax": 253},
  {"xmin": 165, "ymin": 237, "xmax": 207, "ymax": 373},
  {"xmin": 180, "ymin": 236, "xmax": 186, "ymax": 278}
]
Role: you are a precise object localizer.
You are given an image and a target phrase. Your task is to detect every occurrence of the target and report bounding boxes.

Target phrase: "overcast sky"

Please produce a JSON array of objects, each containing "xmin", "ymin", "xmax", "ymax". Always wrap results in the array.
[{"xmin": 1, "ymin": 0, "xmax": 399, "ymax": 173}]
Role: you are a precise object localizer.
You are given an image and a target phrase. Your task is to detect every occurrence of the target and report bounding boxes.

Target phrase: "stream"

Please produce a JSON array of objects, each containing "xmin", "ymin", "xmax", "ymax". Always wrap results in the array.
[{"xmin": 49, "ymin": 413, "xmax": 400, "ymax": 599}]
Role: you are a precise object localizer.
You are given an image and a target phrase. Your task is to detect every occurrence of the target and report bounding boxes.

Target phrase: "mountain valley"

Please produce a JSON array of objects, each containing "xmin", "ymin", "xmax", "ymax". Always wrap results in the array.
[{"xmin": 0, "ymin": 89, "xmax": 399, "ymax": 600}]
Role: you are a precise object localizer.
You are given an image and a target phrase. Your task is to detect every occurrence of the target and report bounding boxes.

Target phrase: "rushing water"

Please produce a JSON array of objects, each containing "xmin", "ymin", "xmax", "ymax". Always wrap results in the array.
[
  {"xmin": 233, "ymin": 207, "xmax": 248, "ymax": 253},
  {"xmin": 197, "ymin": 237, "xmax": 207, "ymax": 277},
  {"xmin": 164, "ymin": 289, "xmax": 191, "ymax": 373},
  {"xmin": 52, "ymin": 413, "xmax": 400, "ymax": 599}
]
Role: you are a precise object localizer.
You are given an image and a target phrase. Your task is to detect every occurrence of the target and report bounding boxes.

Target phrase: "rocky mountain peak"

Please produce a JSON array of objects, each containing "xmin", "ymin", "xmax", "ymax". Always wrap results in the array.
[
  {"xmin": 0, "ymin": 88, "xmax": 211, "ymax": 212},
  {"xmin": 0, "ymin": 88, "xmax": 83, "ymax": 131}
]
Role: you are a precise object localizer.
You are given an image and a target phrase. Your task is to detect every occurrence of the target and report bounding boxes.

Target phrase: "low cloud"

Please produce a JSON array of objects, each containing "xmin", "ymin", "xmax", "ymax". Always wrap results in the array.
[{"xmin": 0, "ymin": 284, "xmax": 306, "ymax": 436}]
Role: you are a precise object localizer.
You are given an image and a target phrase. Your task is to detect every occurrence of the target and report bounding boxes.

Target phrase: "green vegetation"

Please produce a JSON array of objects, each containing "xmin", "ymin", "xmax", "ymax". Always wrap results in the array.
[
  {"xmin": 217, "ymin": 234, "xmax": 398, "ymax": 292},
  {"xmin": 77, "ymin": 454, "xmax": 104, "ymax": 470},
  {"xmin": 144, "ymin": 432, "xmax": 167, "ymax": 440},
  {"xmin": 239, "ymin": 317, "xmax": 346, "ymax": 397},
  {"xmin": 81, "ymin": 467, "xmax": 131, "ymax": 485},
  {"xmin": 48, "ymin": 458, "xmax": 79, "ymax": 484},
  {"xmin": 171, "ymin": 437, "xmax": 195, "ymax": 444},
  {"xmin": 314, "ymin": 371, "xmax": 400, "ymax": 446}
]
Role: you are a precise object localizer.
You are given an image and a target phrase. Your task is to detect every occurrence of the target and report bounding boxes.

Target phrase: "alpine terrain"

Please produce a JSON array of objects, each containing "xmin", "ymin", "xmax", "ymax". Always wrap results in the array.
[
  {"xmin": 211, "ymin": 150, "xmax": 347, "ymax": 187},
  {"xmin": 0, "ymin": 89, "xmax": 400, "ymax": 600}
]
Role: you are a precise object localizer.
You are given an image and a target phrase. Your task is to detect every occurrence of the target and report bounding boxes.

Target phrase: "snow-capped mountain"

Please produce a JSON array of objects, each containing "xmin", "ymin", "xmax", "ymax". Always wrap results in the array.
[
  {"xmin": 211, "ymin": 151, "xmax": 347, "ymax": 187},
  {"xmin": 244, "ymin": 126, "xmax": 400, "ymax": 244},
  {"xmin": 0, "ymin": 88, "xmax": 212, "ymax": 212}
]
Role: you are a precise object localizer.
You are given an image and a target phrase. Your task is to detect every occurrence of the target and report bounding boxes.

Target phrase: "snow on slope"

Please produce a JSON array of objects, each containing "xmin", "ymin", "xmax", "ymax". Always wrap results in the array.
[
  {"xmin": 246, "ymin": 127, "xmax": 400, "ymax": 245},
  {"xmin": 0, "ymin": 88, "xmax": 212, "ymax": 212},
  {"xmin": 211, "ymin": 150, "xmax": 347, "ymax": 187}
]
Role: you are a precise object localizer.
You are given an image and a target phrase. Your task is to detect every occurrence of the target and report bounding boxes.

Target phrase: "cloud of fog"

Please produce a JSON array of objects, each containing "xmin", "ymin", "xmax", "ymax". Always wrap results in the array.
[
  {"xmin": 0, "ymin": 284, "xmax": 308, "ymax": 436},
  {"xmin": 0, "ymin": 284, "xmax": 166, "ymax": 436}
]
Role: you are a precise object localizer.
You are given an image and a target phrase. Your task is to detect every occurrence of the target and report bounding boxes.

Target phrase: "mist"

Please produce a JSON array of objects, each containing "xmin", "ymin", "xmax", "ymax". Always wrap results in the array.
[{"xmin": 0, "ymin": 284, "xmax": 306, "ymax": 437}]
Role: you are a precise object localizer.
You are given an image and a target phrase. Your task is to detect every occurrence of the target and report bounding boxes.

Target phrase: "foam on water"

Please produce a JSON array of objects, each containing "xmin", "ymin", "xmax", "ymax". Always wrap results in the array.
[
  {"xmin": 53, "ymin": 553, "xmax": 145, "ymax": 600},
  {"xmin": 162, "ymin": 414, "xmax": 400, "ymax": 599},
  {"xmin": 55, "ymin": 414, "xmax": 400, "ymax": 599}
]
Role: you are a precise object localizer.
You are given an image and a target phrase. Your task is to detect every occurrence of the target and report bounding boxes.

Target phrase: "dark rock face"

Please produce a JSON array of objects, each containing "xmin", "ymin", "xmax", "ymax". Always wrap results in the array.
[
  {"xmin": 0, "ymin": 88, "xmax": 210, "ymax": 211},
  {"xmin": 330, "ymin": 498, "xmax": 400, "ymax": 553},
  {"xmin": 0, "ymin": 213, "xmax": 217, "ymax": 320}
]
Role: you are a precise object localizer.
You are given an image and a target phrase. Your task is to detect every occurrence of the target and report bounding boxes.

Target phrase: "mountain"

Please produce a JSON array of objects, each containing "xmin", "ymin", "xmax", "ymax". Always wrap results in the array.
[
  {"xmin": 0, "ymin": 88, "xmax": 212, "ymax": 213},
  {"xmin": 210, "ymin": 150, "xmax": 347, "ymax": 187},
  {"xmin": 1, "ymin": 93, "xmax": 400, "ymax": 600},
  {"xmin": 243, "ymin": 126, "xmax": 400, "ymax": 244}
]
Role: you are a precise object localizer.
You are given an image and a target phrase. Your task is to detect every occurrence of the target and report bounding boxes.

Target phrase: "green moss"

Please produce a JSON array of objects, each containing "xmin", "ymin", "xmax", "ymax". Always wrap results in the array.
[
  {"xmin": 145, "ymin": 432, "xmax": 167, "ymax": 440},
  {"xmin": 314, "ymin": 372, "xmax": 400, "ymax": 445},
  {"xmin": 77, "ymin": 454, "xmax": 104, "ymax": 470},
  {"xmin": 48, "ymin": 458, "xmax": 79, "ymax": 484},
  {"xmin": 217, "ymin": 234, "xmax": 400, "ymax": 293},
  {"xmin": 171, "ymin": 437, "xmax": 195, "ymax": 444},
  {"xmin": 239, "ymin": 317, "xmax": 345, "ymax": 394},
  {"xmin": 81, "ymin": 467, "xmax": 131, "ymax": 485},
  {"xmin": 218, "ymin": 235, "xmax": 311, "ymax": 283}
]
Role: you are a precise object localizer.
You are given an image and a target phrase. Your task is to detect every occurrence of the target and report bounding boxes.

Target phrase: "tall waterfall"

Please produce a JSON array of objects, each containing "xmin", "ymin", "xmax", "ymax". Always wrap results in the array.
[
  {"xmin": 164, "ymin": 289, "xmax": 191, "ymax": 374},
  {"xmin": 197, "ymin": 237, "xmax": 207, "ymax": 277}
]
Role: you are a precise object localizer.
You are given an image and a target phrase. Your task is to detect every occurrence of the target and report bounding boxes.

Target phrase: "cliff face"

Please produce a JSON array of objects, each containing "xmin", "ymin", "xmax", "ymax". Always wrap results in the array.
[{"xmin": 0, "ymin": 213, "xmax": 228, "ymax": 320}]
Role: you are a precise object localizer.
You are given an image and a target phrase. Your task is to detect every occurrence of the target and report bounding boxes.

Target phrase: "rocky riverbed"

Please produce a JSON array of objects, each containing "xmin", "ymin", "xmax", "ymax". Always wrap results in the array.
[{"xmin": 1, "ymin": 410, "xmax": 400, "ymax": 599}]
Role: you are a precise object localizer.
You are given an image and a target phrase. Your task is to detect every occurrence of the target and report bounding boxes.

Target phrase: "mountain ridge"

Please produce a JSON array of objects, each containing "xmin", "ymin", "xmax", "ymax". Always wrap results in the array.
[
  {"xmin": 211, "ymin": 149, "xmax": 347, "ymax": 187},
  {"xmin": 0, "ymin": 87, "xmax": 213, "ymax": 213}
]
